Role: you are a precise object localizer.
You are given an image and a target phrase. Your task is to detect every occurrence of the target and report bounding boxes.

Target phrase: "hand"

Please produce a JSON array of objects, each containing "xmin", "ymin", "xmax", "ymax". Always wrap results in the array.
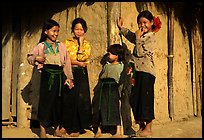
[
  {"xmin": 64, "ymin": 79, "xmax": 74, "ymax": 89},
  {"xmin": 135, "ymin": 27, "xmax": 144, "ymax": 39},
  {"xmin": 78, "ymin": 61, "xmax": 87, "ymax": 67},
  {"xmin": 117, "ymin": 17, "xmax": 124, "ymax": 30},
  {"xmin": 79, "ymin": 36, "xmax": 85, "ymax": 46},
  {"xmin": 75, "ymin": 36, "xmax": 85, "ymax": 47},
  {"xmin": 35, "ymin": 56, "xmax": 46, "ymax": 63}
]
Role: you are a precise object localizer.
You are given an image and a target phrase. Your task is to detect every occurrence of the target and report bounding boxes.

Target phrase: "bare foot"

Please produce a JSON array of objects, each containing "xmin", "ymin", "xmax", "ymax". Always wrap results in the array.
[
  {"xmin": 62, "ymin": 133, "xmax": 70, "ymax": 138},
  {"xmin": 39, "ymin": 124, "xmax": 47, "ymax": 138},
  {"xmin": 136, "ymin": 128, "xmax": 143, "ymax": 137},
  {"xmin": 137, "ymin": 128, "xmax": 143, "ymax": 133},
  {"xmin": 70, "ymin": 132, "xmax": 80, "ymax": 137},
  {"xmin": 59, "ymin": 127, "xmax": 66, "ymax": 135},
  {"xmin": 139, "ymin": 130, "xmax": 152, "ymax": 137},
  {"xmin": 94, "ymin": 132, "xmax": 102, "ymax": 138},
  {"xmin": 40, "ymin": 132, "xmax": 47, "ymax": 138},
  {"xmin": 54, "ymin": 131, "xmax": 63, "ymax": 137},
  {"xmin": 111, "ymin": 134, "xmax": 123, "ymax": 138}
]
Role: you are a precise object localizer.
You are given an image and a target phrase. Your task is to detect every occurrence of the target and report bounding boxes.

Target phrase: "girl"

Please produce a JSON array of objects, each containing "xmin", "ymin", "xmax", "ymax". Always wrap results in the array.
[
  {"xmin": 92, "ymin": 44, "xmax": 125, "ymax": 138},
  {"xmin": 60, "ymin": 17, "xmax": 92, "ymax": 137},
  {"xmin": 27, "ymin": 19, "xmax": 74, "ymax": 138},
  {"xmin": 117, "ymin": 10, "xmax": 161, "ymax": 137}
]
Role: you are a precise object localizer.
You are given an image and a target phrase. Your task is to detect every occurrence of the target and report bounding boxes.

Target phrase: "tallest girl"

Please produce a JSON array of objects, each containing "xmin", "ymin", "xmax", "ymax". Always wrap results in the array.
[
  {"xmin": 117, "ymin": 10, "xmax": 161, "ymax": 137},
  {"xmin": 61, "ymin": 17, "xmax": 92, "ymax": 137}
]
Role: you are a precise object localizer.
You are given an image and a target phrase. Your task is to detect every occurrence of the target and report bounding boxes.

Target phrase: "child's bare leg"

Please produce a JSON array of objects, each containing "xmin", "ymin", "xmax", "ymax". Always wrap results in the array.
[
  {"xmin": 139, "ymin": 120, "xmax": 152, "ymax": 137},
  {"xmin": 94, "ymin": 127, "xmax": 102, "ymax": 138},
  {"xmin": 59, "ymin": 127, "xmax": 66, "ymax": 135},
  {"xmin": 115, "ymin": 125, "xmax": 122, "ymax": 135},
  {"xmin": 40, "ymin": 123, "xmax": 47, "ymax": 138},
  {"xmin": 137, "ymin": 121, "xmax": 146, "ymax": 134},
  {"xmin": 54, "ymin": 126, "xmax": 63, "ymax": 137},
  {"xmin": 111, "ymin": 125, "xmax": 122, "ymax": 138}
]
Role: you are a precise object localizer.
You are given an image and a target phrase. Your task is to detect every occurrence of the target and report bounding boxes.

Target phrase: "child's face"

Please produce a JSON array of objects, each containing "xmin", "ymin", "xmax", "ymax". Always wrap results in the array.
[
  {"xmin": 45, "ymin": 26, "xmax": 59, "ymax": 42},
  {"xmin": 138, "ymin": 17, "xmax": 153, "ymax": 34},
  {"xmin": 73, "ymin": 23, "xmax": 85, "ymax": 38},
  {"xmin": 108, "ymin": 52, "xmax": 118, "ymax": 63}
]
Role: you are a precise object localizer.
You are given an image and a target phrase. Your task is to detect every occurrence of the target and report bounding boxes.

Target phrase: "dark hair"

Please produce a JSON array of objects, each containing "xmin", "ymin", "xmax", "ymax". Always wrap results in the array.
[
  {"xmin": 71, "ymin": 17, "xmax": 87, "ymax": 33},
  {"xmin": 107, "ymin": 44, "xmax": 125, "ymax": 62},
  {"xmin": 137, "ymin": 10, "xmax": 154, "ymax": 23},
  {"xmin": 137, "ymin": 10, "xmax": 155, "ymax": 29},
  {"xmin": 39, "ymin": 19, "xmax": 60, "ymax": 43}
]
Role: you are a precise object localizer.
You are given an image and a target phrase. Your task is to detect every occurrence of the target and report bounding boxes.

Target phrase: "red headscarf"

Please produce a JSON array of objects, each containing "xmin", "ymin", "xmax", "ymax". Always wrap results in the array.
[{"xmin": 153, "ymin": 16, "xmax": 162, "ymax": 33}]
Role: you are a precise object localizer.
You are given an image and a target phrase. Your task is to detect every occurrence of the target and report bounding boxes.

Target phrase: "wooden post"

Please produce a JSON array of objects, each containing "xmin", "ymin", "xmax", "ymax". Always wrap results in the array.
[
  {"xmin": 107, "ymin": 2, "xmax": 123, "ymax": 135},
  {"xmin": 75, "ymin": 3, "xmax": 79, "ymax": 18},
  {"xmin": 2, "ymin": 13, "xmax": 13, "ymax": 121},
  {"xmin": 107, "ymin": 2, "xmax": 121, "ymax": 46},
  {"xmin": 15, "ymin": 15, "xmax": 30, "ymax": 128},
  {"xmin": 192, "ymin": 34, "xmax": 197, "ymax": 116},
  {"xmin": 193, "ymin": 29, "xmax": 202, "ymax": 117},
  {"xmin": 167, "ymin": 6, "xmax": 174, "ymax": 121}
]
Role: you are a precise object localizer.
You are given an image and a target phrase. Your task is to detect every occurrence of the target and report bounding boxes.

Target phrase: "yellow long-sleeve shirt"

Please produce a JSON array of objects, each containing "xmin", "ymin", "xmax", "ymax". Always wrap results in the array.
[{"xmin": 65, "ymin": 38, "xmax": 91, "ymax": 64}]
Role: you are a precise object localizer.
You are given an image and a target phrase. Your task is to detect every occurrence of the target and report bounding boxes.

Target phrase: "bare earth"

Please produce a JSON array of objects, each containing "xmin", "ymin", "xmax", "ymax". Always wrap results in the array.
[{"xmin": 2, "ymin": 116, "xmax": 202, "ymax": 138}]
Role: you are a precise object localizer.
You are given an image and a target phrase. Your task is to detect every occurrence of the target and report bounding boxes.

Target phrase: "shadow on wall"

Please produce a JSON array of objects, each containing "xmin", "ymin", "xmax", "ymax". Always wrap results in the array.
[
  {"xmin": 2, "ymin": 2, "xmax": 95, "ymax": 47},
  {"xmin": 21, "ymin": 66, "xmax": 41, "ymax": 122}
]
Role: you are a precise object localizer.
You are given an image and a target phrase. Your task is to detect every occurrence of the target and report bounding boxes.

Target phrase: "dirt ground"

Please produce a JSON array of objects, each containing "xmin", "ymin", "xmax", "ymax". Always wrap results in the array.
[{"xmin": 2, "ymin": 116, "xmax": 202, "ymax": 138}]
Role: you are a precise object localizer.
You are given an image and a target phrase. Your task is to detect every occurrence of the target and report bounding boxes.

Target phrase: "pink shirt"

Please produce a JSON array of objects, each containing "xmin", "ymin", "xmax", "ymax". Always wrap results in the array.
[{"xmin": 27, "ymin": 41, "xmax": 73, "ymax": 79}]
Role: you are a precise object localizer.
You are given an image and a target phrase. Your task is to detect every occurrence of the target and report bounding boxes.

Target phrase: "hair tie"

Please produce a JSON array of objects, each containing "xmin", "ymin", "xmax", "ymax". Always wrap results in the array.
[{"xmin": 153, "ymin": 16, "xmax": 162, "ymax": 33}]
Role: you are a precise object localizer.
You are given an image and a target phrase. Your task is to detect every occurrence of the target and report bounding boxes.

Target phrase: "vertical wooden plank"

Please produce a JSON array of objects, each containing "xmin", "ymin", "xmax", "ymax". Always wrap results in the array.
[
  {"xmin": 167, "ymin": 6, "xmax": 174, "ymax": 121},
  {"xmin": 107, "ymin": 2, "xmax": 123, "ymax": 134},
  {"xmin": 107, "ymin": 2, "xmax": 121, "ymax": 46},
  {"xmin": 2, "ymin": 21, "xmax": 13, "ymax": 120},
  {"xmin": 14, "ymin": 14, "xmax": 30, "ymax": 128},
  {"xmin": 11, "ymin": 16, "xmax": 21, "ymax": 118},
  {"xmin": 193, "ymin": 29, "xmax": 202, "ymax": 117},
  {"xmin": 2, "ymin": 7, "xmax": 13, "ymax": 120},
  {"xmin": 191, "ymin": 36, "xmax": 197, "ymax": 116}
]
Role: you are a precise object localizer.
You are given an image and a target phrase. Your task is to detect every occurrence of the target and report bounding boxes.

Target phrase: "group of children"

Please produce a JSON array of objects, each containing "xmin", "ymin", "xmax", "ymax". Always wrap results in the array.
[{"xmin": 27, "ymin": 10, "xmax": 161, "ymax": 138}]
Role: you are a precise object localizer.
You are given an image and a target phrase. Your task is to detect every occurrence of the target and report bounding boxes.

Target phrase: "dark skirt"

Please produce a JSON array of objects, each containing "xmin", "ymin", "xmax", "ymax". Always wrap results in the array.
[
  {"xmin": 92, "ymin": 78, "xmax": 121, "ymax": 128},
  {"xmin": 129, "ymin": 71, "xmax": 155, "ymax": 122},
  {"xmin": 61, "ymin": 66, "xmax": 92, "ymax": 133},
  {"xmin": 37, "ymin": 64, "xmax": 65, "ymax": 127}
]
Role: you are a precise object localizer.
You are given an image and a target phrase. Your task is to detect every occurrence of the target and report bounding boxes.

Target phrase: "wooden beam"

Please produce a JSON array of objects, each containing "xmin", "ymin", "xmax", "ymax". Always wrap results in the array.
[{"xmin": 167, "ymin": 6, "xmax": 174, "ymax": 121}]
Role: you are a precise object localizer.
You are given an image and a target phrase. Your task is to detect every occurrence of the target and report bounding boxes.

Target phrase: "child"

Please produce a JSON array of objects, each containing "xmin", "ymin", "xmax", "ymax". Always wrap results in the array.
[
  {"xmin": 117, "ymin": 10, "xmax": 161, "ymax": 137},
  {"xmin": 60, "ymin": 17, "xmax": 92, "ymax": 137},
  {"xmin": 27, "ymin": 19, "xmax": 74, "ymax": 138},
  {"xmin": 97, "ymin": 42, "xmax": 136, "ymax": 138},
  {"xmin": 92, "ymin": 44, "xmax": 126, "ymax": 138},
  {"xmin": 119, "ymin": 42, "xmax": 137, "ymax": 137}
]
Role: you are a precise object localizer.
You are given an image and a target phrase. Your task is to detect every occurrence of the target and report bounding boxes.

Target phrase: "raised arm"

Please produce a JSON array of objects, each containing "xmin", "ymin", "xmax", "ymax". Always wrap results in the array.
[{"xmin": 117, "ymin": 17, "xmax": 136, "ymax": 44}]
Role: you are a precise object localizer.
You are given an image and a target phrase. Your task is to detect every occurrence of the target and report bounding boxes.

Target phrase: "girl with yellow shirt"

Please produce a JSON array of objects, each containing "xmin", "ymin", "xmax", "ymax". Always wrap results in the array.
[{"xmin": 60, "ymin": 18, "xmax": 92, "ymax": 137}]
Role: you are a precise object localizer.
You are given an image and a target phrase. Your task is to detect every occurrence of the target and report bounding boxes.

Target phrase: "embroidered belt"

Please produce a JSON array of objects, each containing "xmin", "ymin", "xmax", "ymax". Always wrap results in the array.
[{"xmin": 43, "ymin": 68, "xmax": 63, "ymax": 96}]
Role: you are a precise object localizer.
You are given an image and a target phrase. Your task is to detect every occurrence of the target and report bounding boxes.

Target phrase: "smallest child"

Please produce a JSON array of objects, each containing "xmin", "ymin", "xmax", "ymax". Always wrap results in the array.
[{"xmin": 92, "ymin": 44, "xmax": 125, "ymax": 138}]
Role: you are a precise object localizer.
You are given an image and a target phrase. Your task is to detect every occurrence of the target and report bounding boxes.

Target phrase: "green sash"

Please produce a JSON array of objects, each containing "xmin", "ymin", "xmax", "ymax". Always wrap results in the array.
[{"xmin": 44, "ymin": 68, "xmax": 63, "ymax": 96}]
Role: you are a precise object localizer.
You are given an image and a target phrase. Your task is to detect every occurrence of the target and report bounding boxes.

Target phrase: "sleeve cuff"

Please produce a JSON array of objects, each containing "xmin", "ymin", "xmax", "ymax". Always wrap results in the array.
[{"xmin": 120, "ymin": 27, "xmax": 129, "ymax": 36}]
